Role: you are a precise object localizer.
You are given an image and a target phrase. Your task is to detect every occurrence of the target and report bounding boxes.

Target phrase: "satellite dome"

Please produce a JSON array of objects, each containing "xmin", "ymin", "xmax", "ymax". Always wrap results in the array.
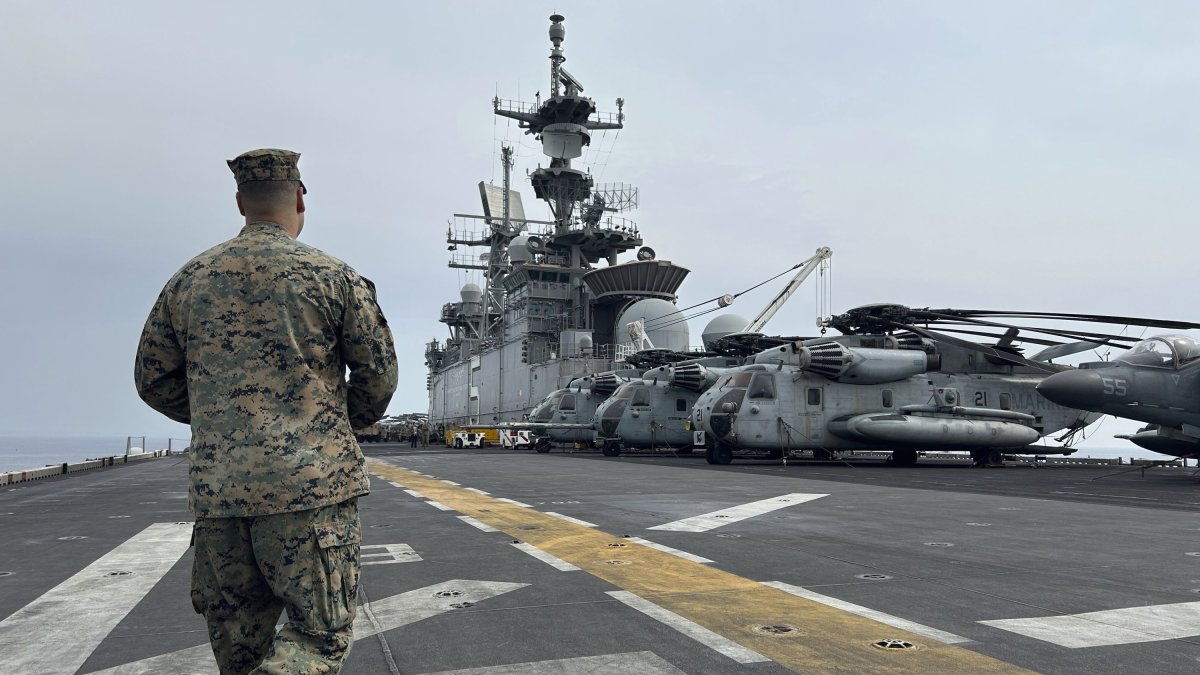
[
  {"xmin": 577, "ymin": 334, "xmax": 593, "ymax": 353},
  {"xmin": 460, "ymin": 283, "xmax": 483, "ymax": 304},
  {"xmin": 702, "ymin": 314, "xmax": 749, "ymax": 349},
  {"xmin": 615, "ymin": 298, "xmax": 689, "ymax": 352},
  {"xmin": 507, "ymin": 235, "xmax": 543, "ymax": 263}
]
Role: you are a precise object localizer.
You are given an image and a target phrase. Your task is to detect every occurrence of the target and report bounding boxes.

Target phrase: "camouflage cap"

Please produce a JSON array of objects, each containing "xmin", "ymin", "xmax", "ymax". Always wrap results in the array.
[{"xmin": 227, "ymin": 148, "xmax": 303, "ymax": 187}]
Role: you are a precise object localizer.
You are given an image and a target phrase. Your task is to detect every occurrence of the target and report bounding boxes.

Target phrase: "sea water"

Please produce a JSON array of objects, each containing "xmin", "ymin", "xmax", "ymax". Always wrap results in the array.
[{"xmin": 0, "ymin": 436, "xmax": 188, "ymax": 474}]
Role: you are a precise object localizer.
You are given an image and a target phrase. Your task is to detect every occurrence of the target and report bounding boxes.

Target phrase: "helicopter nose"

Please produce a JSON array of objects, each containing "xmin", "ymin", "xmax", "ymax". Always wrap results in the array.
[{"xmin": 1036, "ymin": 370, "xmax": 1104, "ymax": 409}]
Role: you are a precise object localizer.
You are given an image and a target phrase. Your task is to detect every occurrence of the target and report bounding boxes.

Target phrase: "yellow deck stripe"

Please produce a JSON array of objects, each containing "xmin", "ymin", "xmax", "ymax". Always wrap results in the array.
[{"xmin": 369, "ymin": 460, "xmax": 1031, "ymax": 674}]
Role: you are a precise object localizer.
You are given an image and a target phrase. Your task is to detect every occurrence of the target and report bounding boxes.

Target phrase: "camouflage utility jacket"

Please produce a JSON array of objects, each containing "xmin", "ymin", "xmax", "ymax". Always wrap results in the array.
[{"xmin": 135, "ymin": 221, "xmax": 398, "ymax": 517}]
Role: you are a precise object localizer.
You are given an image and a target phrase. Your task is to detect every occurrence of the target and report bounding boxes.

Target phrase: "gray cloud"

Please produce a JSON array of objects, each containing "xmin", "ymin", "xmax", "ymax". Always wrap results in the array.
[{"xmin": 2, "ymin": 1, "xmax": 1194, "ymax": 448}]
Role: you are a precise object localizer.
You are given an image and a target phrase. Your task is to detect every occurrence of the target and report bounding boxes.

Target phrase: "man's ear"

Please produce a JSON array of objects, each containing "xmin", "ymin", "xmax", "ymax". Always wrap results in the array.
[
  {"xmin": 296, "ymin": 189, "xmax": 306, "ymax": 213},
  {"xmin": 236, "ymin": 192, "xmax": 245, "ymax": 216}
]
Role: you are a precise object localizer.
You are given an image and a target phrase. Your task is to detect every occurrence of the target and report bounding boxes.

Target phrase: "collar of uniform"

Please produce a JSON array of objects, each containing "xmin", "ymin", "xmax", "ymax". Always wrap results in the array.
[{"xmin": 239, "ymin": 221, "xmax": 289, "ymax": 237}]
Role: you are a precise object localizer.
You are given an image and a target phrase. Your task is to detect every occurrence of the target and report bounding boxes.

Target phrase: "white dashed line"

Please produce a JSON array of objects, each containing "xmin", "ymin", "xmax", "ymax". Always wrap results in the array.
[
  {"xmin": 764, "ymin": 581, "xmax": 971, "ymax": 644},
  {"xmin": 625, "ymin": 536, "xmax": 713, "ymax": 564},
  {"xmin": 458, "ymin": 516, "xmax": 498, "ymax": 532},
  {"xmin": 511, "ymin": 543, "xmax": 580, "ymax": 571},
  {"xmin": 606, "ymin": 591, "xmax": 769, "ymax": 663},
  {"xmin": 544, "ymin": 512, "xmax": 597, "ymax": 527}
]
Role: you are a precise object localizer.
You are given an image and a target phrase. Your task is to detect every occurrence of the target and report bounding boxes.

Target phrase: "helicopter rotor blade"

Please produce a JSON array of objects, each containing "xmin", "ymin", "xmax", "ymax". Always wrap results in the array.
[
  {"xmin": 883, "ymin": 320, "xmax": 1061, "ymax": 373},
  {"xmin": 922, "ymin": 309, "xmax": 1200, "ymax": 332},
  {"xmin": 1028, "ymin": 340, "xmax": 1109, "ymax": 362}
]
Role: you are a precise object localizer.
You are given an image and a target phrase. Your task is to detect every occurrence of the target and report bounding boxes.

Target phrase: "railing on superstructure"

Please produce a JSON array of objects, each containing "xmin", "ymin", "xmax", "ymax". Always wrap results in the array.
[{"xmin": 493, "ymin": 99, "xmax": 623, "ymax": 127}]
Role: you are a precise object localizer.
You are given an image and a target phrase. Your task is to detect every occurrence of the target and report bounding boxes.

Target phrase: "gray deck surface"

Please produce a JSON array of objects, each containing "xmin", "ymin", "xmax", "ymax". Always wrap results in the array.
[{"xmin": 2, "ymin": 445, "xmax": 1199, "ymax": 674}]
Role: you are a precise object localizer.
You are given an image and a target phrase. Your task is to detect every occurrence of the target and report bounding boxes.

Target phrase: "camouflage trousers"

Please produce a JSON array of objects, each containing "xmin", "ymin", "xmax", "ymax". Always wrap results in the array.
[{"xmin": 191, "ymin": 499, "xmax": 361, "ymax": 675}]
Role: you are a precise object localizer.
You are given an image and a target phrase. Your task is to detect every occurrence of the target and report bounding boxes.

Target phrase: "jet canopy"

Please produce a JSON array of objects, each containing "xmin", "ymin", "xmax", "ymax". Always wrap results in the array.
[{"xmin": 1115, "ymin": 334, "xmax": 1200, "ymax": 368}]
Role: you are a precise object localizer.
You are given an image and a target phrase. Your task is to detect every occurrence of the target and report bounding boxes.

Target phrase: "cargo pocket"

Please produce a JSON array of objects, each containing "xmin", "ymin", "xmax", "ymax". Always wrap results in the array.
[{"xmin": 312, "ymin": 518, "xmax": 361, "ymax": 631}]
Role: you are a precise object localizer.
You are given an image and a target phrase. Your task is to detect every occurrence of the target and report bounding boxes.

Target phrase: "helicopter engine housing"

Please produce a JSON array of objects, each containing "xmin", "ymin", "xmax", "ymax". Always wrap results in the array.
[{"xmin": 776, "ymin": 342, "xmax": 938, "ymax": 384}]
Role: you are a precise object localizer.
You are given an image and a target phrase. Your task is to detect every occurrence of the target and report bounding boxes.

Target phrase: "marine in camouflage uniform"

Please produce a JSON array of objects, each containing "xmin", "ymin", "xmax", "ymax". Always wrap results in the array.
[{"xmin": 135, "ymin": 148, "xmax": 398, "ymax": 674}]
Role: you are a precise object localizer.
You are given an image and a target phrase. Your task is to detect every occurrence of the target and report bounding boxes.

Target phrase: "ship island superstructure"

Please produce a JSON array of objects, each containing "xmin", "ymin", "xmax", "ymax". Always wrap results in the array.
[{"xmin": 425, "ymin": 14, "xmax": 692, "ymax": 429}]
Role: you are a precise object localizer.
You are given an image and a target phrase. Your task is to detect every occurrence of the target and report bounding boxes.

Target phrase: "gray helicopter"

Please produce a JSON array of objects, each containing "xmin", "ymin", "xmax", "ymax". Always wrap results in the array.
[
  {"xmin": 691, "ymin": 304, "xmax": 1107, "ymax": 466},
  {"xmin": 520, "ymin": 370, "xmax": 638, "ymax": 450},
  {"xmin": 593, "ymin": 248, "xmax": 834, "ymax": 457},
  {"xmin": 594, "ymin": 356, "xmax": 739, "ymax": 456},
  {"xmin": 518, "ymin": 248, "xmax": 834, "ymax": 453}
]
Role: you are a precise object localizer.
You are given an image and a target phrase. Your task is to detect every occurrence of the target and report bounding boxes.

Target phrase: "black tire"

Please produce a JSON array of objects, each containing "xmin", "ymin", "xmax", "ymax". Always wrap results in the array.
[
  {"xmin": 454, "ymin": 438, "xmax": 463, "ymax": 449},
  {"xmin": 601, "ymin": 441, "xmax": 621, "ymax": 457},
  {"xmin": 714, "ymin": 443, "xmax": 734, "ymax": 465},
  {"xmin": 535, "ymin": 440, "xmax": 551, "ymax": 454},
  {"xmin": 705, "ymin": 445, "xmax": 718, "ymax": 464},
  {"xmin": 891, "ymin": 449, "xmax": 918, "ymax": 466},
  {"xmin": 986, "ymin": 448, "xmax": 1004, "ymax": 465}
]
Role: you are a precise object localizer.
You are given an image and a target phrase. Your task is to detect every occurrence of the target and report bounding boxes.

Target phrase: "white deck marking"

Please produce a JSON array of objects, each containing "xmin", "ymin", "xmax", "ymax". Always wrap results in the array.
[
  {"xmin": 495, "ymin": 497, "xmax": 531, "ymax": 507},
  {"xmin": 423, "ymin": 651, "xmax": 686, "ymax": 674},
  {"xmin": 425, "ymin": 500, "xmax": 454, "ymax": 511},
  {"xmin": 979, "ymin": 601, "xmax": 1200, "ymax": 647},
  {"xmin": 386, "ymin": 480, "xmax": 405, "ymax": 488},
  {"xmin": 92, "ymin": 579, "xmax": 529, "ymax": 674},
  {"xmin": 625, "ymin": 536, "xmax": 713, "ymax": 563},
  {"xmin": 648, "ymin": 493, "xmax": 828, "ymax": 532},
  {"xmin": 0, "ymin": 522, "xmax": 192, "ymax": 675},
  {"xmin": 764, "ymin": 582, "xmax": 972, "ymax": 644},
  {"xmin": 465, "ymin": 487, "xmax": 490, "ymax": 495},
  {"xmin": 441, "ymin": 480, "xmax": 461, "ymax": 486},
  {"xmin": 403, "ymin": 489, "xmax": 426, "ymax": 499},
  {"xmin": 544, "ymin": 511, "xmax": 597, "ymax": 527},
  {"xmin": 361, "ymin": 543, "xmax": 422, "ymax": 565},
  {"xmin": 606, "ymin": 591, "xmax": 769, "ymax": 663},
  {"xmin": 511, "ymin": 543, "xmax": 580, "ymax": 571},
  {"xmin": 458, "ymin": 515, "xmax": 498, "ymax": 532}
]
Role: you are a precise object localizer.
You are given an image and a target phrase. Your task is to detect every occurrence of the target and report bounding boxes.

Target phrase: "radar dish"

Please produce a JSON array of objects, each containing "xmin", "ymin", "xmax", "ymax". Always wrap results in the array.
[
  {"xmin": 478, "ymin": 182, "xmax": 526, "ymax": 228},
  {"xmin": 637, "ymin": 246, "xmax": 656, "ymax": 261}
]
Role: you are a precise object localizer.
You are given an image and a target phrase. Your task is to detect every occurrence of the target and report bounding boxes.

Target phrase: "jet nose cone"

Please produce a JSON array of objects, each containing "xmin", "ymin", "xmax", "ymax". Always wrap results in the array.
[{"xmin": 1037, "ymin": 370, "xmax": 1104, "ymax": 410}]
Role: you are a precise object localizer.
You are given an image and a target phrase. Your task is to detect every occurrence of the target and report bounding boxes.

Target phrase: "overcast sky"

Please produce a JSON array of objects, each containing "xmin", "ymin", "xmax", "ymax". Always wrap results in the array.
[{"xmin": 2, "ymin": 1, "xmax": 1196, "ymax": 447}]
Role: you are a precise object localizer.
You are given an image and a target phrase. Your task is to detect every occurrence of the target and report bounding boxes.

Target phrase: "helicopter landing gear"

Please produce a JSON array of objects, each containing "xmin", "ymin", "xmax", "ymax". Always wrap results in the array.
[
  {"xmin": 706, "ymin": 442, "xmax": 734, "ymax": 465},
  {"xmin": 601, "ymin": 440, "xmax": 622, "ymax": 457},
  {"xmin": 971, "ymin": 448, "xmax": 1004, "ymax": 466},
  {"xmin": 890, "ymin": 449, "xmax": 918, "ymax": 466},
  {"xmin": 534, "ymin": 437, "xmax": 552, "ymax": 454}
]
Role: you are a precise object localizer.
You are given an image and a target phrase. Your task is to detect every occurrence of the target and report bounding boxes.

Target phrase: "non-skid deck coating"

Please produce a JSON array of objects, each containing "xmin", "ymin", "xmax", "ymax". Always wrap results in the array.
[{"xmin": 1, "ymin": 445, "xmax": 1199, "ymax": 674}]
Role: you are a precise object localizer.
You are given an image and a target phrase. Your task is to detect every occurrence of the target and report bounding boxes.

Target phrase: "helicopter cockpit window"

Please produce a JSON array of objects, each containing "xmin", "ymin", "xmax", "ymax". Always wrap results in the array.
[
  {"xmin": 559, "ymin": 394, "xmax": 576, "ymax": 411},
  {"xmin": 726, "ymin": 372, "xmax": 753, "ymax": 389},
  {"xmin": 615, "ymin": 386, "xmax": 635, "ymax": 399},
  {"xmin": 676, "ymin": 398, "xmax": 688, "ymax": 412},
  {"xmin": 632, "ymin": 388, "xmax": 651, "ymax": 407},
  {"xmin": 807, "ymin": 388, "xmax": 822, "ymax": 407},
  {"xmin": 748, "ymin": 373, "xmax": 776, "ymax": 399},
  {"xmin": 1117, "ymin": 337, "xmax": 1187, "ymax": 368}
]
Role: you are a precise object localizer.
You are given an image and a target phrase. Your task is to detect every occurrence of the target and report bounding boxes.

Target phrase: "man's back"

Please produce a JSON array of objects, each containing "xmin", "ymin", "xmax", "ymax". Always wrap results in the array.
[{"xmin": 136, "ymin": 220, "xmax": 397, "ymax": 518}]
